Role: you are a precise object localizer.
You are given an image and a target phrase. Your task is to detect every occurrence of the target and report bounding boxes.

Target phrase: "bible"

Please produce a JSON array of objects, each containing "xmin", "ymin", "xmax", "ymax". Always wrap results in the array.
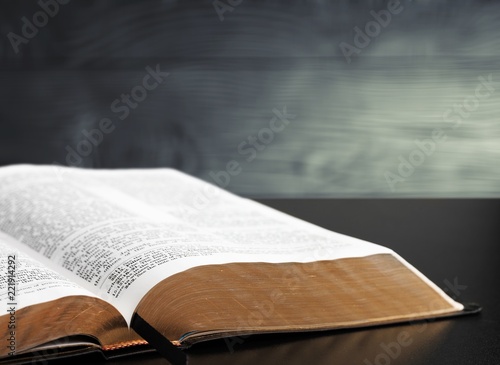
[{"xmin": 0, "ymin": 165, "xmax": 477, "ymax": 364}]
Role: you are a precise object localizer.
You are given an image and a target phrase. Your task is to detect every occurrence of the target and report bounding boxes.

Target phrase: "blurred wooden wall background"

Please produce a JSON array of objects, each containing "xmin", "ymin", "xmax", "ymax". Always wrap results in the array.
[{"xmin": 1, "ymin": 0, "xmax": 499, "ymax": 196}]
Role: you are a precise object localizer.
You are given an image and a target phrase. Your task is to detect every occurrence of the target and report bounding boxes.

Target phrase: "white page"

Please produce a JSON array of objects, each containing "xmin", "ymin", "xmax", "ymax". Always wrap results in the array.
[
  {"xmin": 0, "ymin": 233, "xmax": 96, "ymax": 312},
  {"xmin": 73, "ymin": 167, "xmax": 462, "ymax": 311},
  {"xmin": 75, "ymin": 167, "xmax": 393, "ymax": 257},
  {"xmin": 0, "ymin": 165, "xmax": 396, "ymax": 324}
]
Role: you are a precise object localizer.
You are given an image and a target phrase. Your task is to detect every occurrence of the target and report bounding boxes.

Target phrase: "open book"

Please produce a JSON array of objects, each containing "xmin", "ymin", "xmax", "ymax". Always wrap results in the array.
[{"xmin": 0, "ymin": 165, "xmax": 476, "ymax": 364}]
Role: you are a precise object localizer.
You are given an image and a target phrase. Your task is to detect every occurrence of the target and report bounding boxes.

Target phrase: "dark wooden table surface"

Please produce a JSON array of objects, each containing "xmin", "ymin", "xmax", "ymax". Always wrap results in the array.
[{"xmin": 51, "ymin": 199, "xmax": 500, "ymax": 365}]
